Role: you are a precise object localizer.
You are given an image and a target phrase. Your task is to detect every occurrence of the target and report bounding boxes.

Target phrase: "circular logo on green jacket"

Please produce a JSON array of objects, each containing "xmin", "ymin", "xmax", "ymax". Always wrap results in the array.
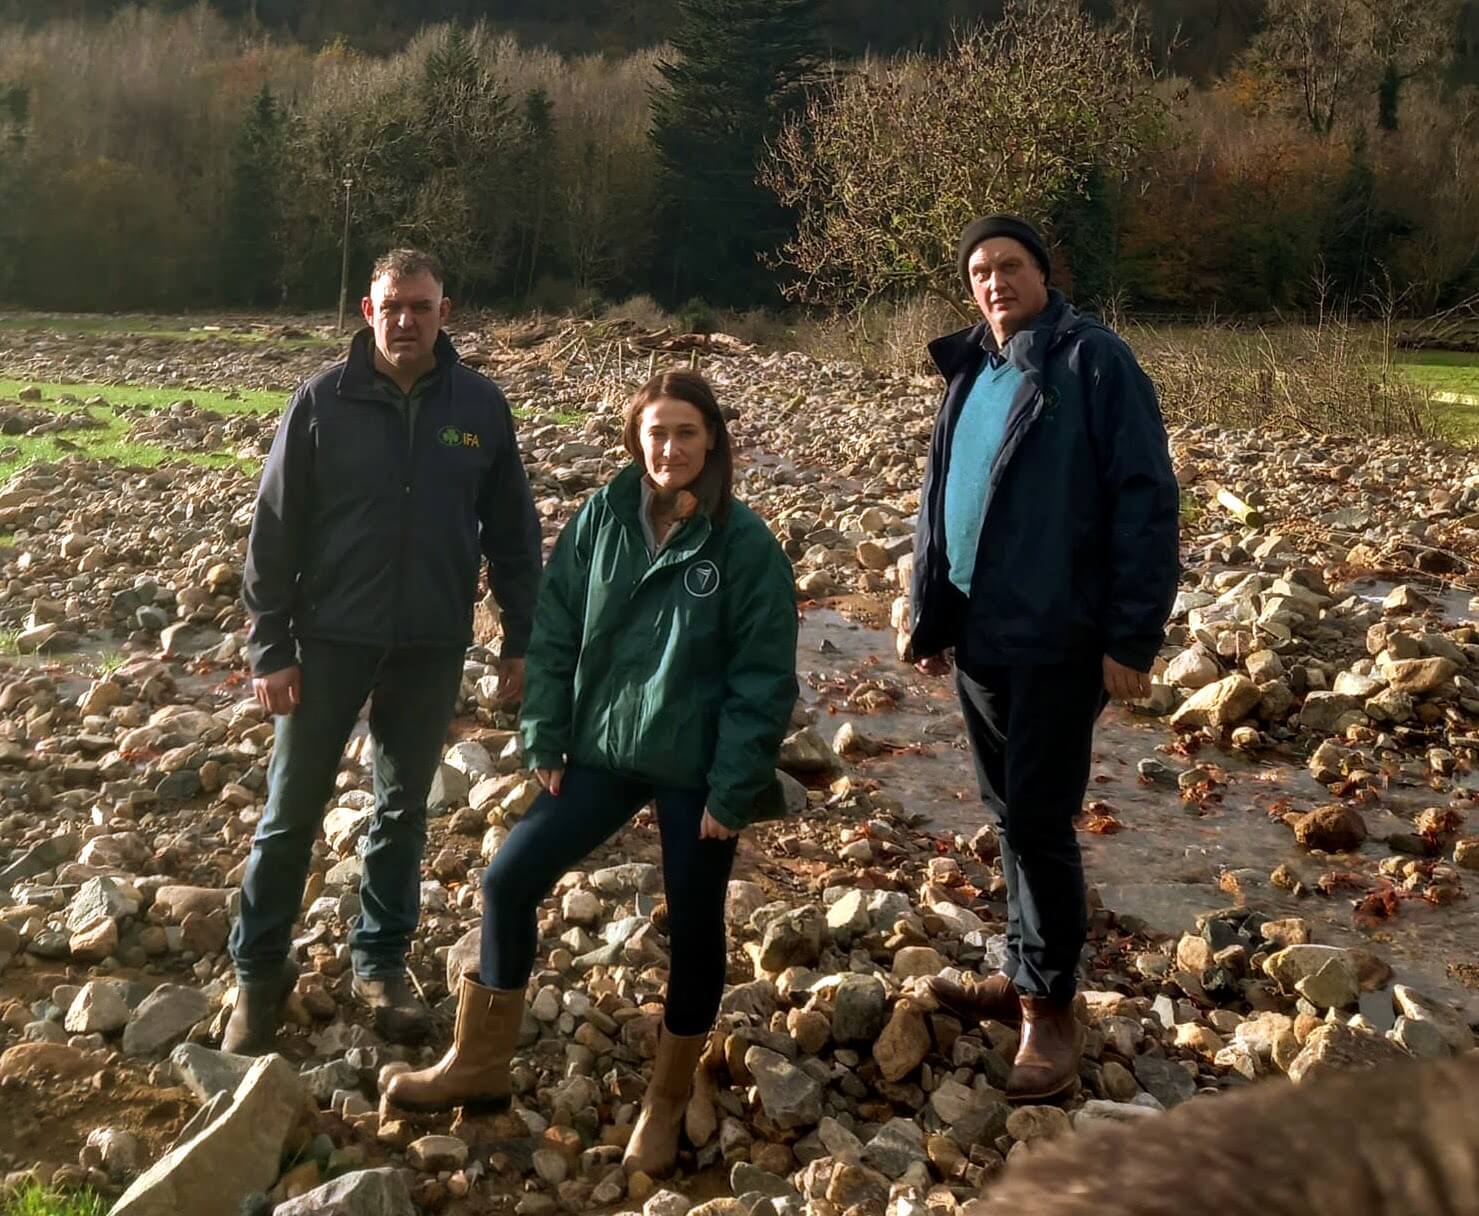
[
  {"xmin": 684, "ymin": 560, "xmax": 721, "ymax": 598},
  {"xmin": 438, "ymin": 425, "xmax": 463, "ymax": 447}
]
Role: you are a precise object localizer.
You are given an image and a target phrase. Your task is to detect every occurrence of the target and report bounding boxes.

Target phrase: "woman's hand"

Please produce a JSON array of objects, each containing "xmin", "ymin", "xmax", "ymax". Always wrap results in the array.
[
  {"xmin": 699, "ymin": 809, "xmax": 738, "ymax": 841},
  {"xmin": 535, "ymin": 767, "xmax": 564, "ymax": 796}
]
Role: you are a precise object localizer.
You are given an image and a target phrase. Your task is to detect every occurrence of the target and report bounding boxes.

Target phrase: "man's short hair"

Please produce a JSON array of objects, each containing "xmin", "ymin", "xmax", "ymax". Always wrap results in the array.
[{"xmin": 371, "ymin": 248, "xmax": 445, "ymax": 289}]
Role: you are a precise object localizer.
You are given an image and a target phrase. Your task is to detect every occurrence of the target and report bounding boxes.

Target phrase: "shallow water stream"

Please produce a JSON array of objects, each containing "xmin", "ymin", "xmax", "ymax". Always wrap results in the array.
[{"xmin": 796, "ymin": 606, "xmax": 1479, "ymax": 1017}]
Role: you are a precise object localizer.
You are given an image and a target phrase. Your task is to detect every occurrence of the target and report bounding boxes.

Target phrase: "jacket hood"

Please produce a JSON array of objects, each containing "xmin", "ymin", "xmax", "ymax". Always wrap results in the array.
[{"xmin": 927, "ymin": 290, "xmax": 1091, "ymax": 381}]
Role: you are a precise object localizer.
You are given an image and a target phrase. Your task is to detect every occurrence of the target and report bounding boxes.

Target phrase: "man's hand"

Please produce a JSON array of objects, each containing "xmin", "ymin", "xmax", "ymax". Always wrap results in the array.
[
  {"xmin": 1103, "ymin": 655, "xmax": 1152, "ymax": 702},
  {"xmin": 700, "ymin": 810, "xmax": 738, "ymax": 841},
  {"xmin": 494, "ymin": 657, "xmax": 525, "ymax": 706},
  {"xmin": 535, "ymin": 767, "xmax": 564, "ymax": 796},
  {"xmin": 254, "ymin": 665, "xmax": 302, "ymax": 716},
  {"xmin": 914, "ymin": 650, "xmax": 953, "ymax": 677}
]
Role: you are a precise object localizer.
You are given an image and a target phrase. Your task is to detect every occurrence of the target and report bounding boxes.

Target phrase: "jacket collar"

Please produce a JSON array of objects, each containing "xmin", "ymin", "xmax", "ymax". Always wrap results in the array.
[
  {"xmin": 926, "ymin": 290, "xmax": 1086, "ymax": 381},
  {"xmin": 336, "ymin": 327, "xmax": 460, "ymax": 399},
  {"xmin": 606, "ymin": 462, "xmax": 648, "ymax": 529},
  {"xmin": 607, "ymin": 463, "xmax": 712, "ymax": 564}
]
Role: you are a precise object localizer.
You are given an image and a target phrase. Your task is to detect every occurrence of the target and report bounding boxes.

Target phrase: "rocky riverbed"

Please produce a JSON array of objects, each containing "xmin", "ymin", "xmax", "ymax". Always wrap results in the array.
[{"xmin": 0, "ymin": 317, "xmax": 1474, "ymax": 1215}]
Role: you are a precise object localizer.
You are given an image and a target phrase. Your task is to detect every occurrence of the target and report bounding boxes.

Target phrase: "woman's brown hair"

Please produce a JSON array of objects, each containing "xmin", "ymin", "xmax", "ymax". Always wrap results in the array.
[{"xmin": 623, "ymin": 369, "xmax": 734, "ymax": 525}]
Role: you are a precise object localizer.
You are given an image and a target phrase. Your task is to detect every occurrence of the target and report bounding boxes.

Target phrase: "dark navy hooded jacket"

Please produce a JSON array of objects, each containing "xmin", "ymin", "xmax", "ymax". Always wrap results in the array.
[
  {"xmin": 243, "ymin": 328, "xmax": 543, "ymax": 676},
  {"xmin": 909, "ymin": 291, "xmax": 1180, "ymax": 673}
]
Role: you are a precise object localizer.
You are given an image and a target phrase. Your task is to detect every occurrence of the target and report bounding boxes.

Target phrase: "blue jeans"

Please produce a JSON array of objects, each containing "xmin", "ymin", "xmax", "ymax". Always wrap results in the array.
[
  {"xmin": 479, "ymin": 764, "xmax": 738, "ymax": 1036},
  {"xmin": 229, "ymin": 639, "xmax": 464, "ymax": 984}
]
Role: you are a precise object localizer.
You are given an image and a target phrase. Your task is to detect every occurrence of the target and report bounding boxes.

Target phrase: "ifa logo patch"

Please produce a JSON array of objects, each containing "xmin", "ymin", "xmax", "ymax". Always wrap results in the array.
[
  {"xmin": 684, "ymin": 560, "xmax": 720, "ymax": 598},
  {"xmin": 439, "ymin": 425, "xmax": 481, "ymax": 449}
]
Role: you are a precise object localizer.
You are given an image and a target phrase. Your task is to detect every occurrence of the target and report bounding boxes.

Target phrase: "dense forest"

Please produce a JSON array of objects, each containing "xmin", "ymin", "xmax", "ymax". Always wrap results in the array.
[
  {"xmin": 6, "ymin": 0, "xmax": 1479, "ymax": 80},
  {"xmin": 1, "ymin": 0, "xmax": 1477, "ymax": 316}
]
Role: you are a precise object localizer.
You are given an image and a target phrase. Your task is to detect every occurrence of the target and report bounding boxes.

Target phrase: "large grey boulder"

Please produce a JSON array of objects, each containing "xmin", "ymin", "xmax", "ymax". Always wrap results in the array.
[{"xmin": 111, "ymin": 1053, "xmax": 305, "ymax": 1216}]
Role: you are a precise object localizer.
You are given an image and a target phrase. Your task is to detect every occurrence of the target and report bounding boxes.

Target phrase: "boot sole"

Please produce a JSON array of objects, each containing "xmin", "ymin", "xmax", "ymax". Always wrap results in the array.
[
  {"xmin": 1006, "ymin": 1074, "xmax": 1081, "ymax": 1105},
  {"xmin": 389, "ymin": 1093, "xmax": 512, "ymax": 1116}
]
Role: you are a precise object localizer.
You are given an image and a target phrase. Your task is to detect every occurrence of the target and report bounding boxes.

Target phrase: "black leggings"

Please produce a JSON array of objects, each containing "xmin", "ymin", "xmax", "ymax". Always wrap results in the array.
[{"xmin": 479, "ymin": 763, "xmax": 739, "ymax": 1035}]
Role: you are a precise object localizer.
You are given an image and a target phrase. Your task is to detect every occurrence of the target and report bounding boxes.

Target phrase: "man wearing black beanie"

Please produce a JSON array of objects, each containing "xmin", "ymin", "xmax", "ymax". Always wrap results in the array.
[
  {"xmin": 907, "ymin": 215, "xmax": 1180, "ymax": 1104},
  {"xmin": 955, "ymin": 215, "xmax": 1052, "ymax": 290}
]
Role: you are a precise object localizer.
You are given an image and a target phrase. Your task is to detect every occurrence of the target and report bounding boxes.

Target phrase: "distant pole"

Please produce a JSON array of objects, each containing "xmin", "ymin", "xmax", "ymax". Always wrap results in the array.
[{"xmin": 336, "ymin": 177, "xmax": 354, "ymax": 333}]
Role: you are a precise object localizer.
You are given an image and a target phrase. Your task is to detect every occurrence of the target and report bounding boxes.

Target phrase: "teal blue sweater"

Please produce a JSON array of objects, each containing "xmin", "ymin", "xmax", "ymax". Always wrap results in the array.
[{"xmin": 944, "ymin": 353, "xmax": 1023, "ymax": 594}]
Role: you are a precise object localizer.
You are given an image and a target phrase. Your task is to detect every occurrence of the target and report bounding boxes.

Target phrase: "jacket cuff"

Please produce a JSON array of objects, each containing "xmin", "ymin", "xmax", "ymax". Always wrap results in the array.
[
  {"xmin": 527, "ymin": 752, "xmax": 565, "ymax": 772},
  {"xmin": 1106, "ymin": 638, "xmax": 1159, "ymax": 674},
  {"xmin": 250, "ymin": 638, "xmax": 299, "ymax": 679},
  {"xmin": 704, "ymin": 794, "xmax": 747, "ymax": 832}
]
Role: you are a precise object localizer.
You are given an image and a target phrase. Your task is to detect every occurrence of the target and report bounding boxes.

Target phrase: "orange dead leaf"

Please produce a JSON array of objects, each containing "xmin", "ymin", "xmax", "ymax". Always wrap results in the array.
[
  {"xmin": 1076, "ymin": 801, "xmax": 1124, "ymax": 834},
  {"xmin": 1353, "ymin": 885, "xmax": 1401, "ymax": 930}
]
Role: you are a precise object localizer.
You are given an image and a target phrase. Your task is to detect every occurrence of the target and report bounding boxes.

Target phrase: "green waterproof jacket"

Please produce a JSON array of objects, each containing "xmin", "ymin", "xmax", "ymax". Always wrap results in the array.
[{"xmin": 520, "ymin": 463, "xmax": 800, "ymax": 830}]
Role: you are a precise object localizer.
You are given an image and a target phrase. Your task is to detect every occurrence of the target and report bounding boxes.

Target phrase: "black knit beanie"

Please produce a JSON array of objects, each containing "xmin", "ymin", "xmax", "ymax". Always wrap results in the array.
[{"xmin": 956, "ymin": 215, "xmax": 1051, "ymax": 290}]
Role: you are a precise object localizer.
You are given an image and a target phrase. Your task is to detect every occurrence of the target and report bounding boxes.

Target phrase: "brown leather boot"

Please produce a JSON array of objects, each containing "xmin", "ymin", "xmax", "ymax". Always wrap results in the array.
[
  {"xmin": 925, "ymin": 971, "xmax": 1022, "ymax": 1025},
  {"xmin": 622, "ymin": 1028, "xmax": 708, "ymax": 1179},
  {"xmin": 352, "ymin": 972, "xmax": 432, "ymax": 1046},
  {"xmin": 221, "ymin": 960, "xmax": 299, "ymax": 1057},
  {"xmin": 1007, "ymin": 995, "xmax": 1083, "ymax": 1104},
  {"xmin": 385, "ymin": 974, "xmax": 523, "ymax": 1115}
]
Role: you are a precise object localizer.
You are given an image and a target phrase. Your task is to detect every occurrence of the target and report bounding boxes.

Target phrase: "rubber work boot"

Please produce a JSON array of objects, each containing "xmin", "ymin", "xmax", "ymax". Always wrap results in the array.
[
  {"xmin": 924, "ymin": 971, "xmax": 1022, "ymax": 1026},
  {"xmin": 622, "ymin": 1028, "xmax": 708, "ymax": 1179},
  {"xmin": 385, "ymin": 973, "xmax": 524, "ymax": 1114},
  {"xmin": 352, "ymin": 972, "xmax": 432, "ymax": 1045},
  {"xmin": 1007, "ymin": 995, "xmax": 1084, "ymax": 1104},
  {"xmin": 221, "ymin": 960, "xmax": 300, "ymax": 1056}
]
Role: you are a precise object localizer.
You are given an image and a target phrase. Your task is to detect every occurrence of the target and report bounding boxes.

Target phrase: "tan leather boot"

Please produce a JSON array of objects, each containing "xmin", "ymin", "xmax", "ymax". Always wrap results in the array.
[
  {"xmin": 1007, "ymin": 995, "xmax": 1083, "ymax": 1104},
  {"xmin": 385, "ymin": 974, "xmax": 523, "ymax": 1114},
  {"xmin": 622, "ymin": 1028, "xmax": 708, "ymax": 1179},
  {"xmin": 925, "ymin": 971, "xmax": 1022, "ymax": 1025}
]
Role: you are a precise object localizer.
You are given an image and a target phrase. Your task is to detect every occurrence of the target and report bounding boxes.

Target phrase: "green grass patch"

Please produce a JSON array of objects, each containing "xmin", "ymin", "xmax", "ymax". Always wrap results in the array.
[
  {"xmin": 90, "ymin": 649, "xmax": 127, "ymax": 674},
  {"xmin": 1394, "ymin": 350, "xmax": 1479, "ymax": 397},
  {"xmin": 0, "ymin": 378, "xmax": 283, "ymax": 415},
  {"xmin": 0, "ymin": 628, "xmax": 18, "ymax": 656},
  {"xmin": 0, "ymin": 311, "xmax": 336, "ymax": 349},
  {"xmin": 0, "ymin": 378, "xmax": 280, "ymax": 482},
  {"xmin": 0, "ymin": 375, "xmax": 577, "ymax": 479},
  {"xmin": 1, "ymin": 1181, "xmax": 107, "ymax": 1216},
  {"xmin": 1393, "ymin": 353, "xmax": 1479, "ymax": 442},
  {"xmin": 1432, "ymin": 397, "xmax": 1479, "ymax": 443}
]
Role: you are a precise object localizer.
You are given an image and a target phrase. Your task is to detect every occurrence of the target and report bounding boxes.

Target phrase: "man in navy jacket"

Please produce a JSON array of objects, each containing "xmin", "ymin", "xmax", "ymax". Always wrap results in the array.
[
  {"xmin": 910, "ymin": 216, "xmax": 1179, "ymax": 1103},
  {"xmin": 227, "ymin": 248, "xmax": 542, "ymax": 1053}
]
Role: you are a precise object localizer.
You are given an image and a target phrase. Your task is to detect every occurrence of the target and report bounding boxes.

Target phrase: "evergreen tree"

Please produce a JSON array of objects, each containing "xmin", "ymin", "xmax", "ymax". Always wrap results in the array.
[
  {"xmin": 511, "ymin": 87, "xmax": 556, "ymax": 302},
  {"xmin": 649, "ymin": 0, "xmax": 821, "ymax": 307},
  {"xmin": 0, "ymin": 85, "xmax": 28, "ymax": 301},
  {"xmin": 1051, "ymin": 167, "xmax": 1120, "ymax": 308},
  {"xmin": 412, "ymin": 25, "xmax": 518, "ymax": 295},
  {"xmin": 1320, "ymin": 136, "xmax": 1412, "ymax": 302},
  {"xmin": 224, "ymin": 84, "xmax": 285, "ymax": 305}
]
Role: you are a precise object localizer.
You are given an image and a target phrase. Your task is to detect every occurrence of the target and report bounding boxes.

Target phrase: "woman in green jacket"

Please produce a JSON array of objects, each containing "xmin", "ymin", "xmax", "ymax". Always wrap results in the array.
[{"xmin": 388, "ymin": 369, "xmax": 799, "ymax": 1179}]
